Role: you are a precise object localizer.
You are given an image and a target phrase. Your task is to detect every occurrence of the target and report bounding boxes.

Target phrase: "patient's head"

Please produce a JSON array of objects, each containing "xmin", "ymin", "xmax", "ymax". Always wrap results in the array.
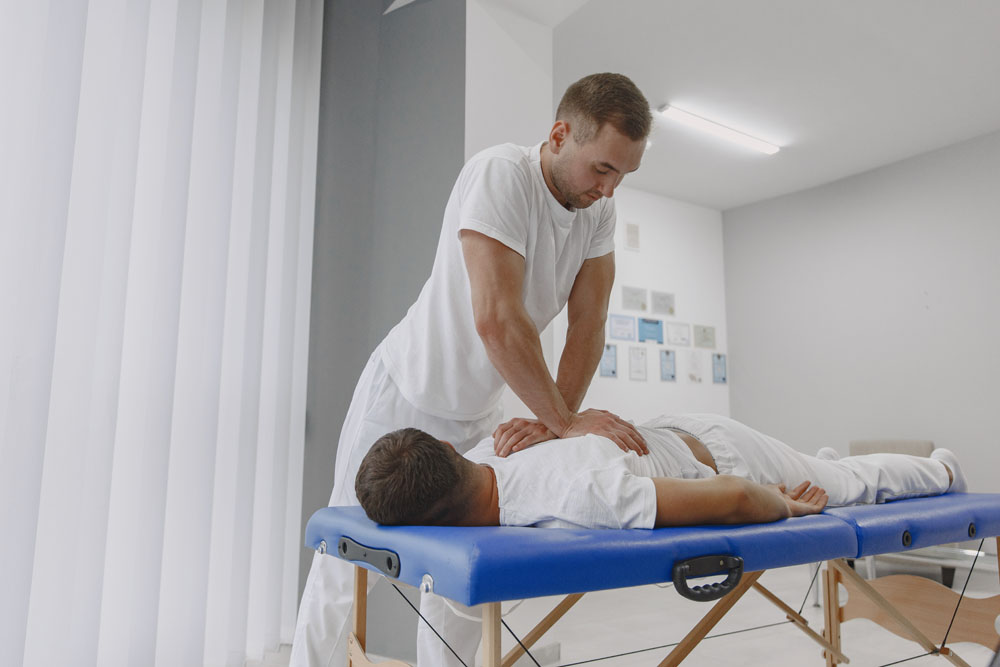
[{"xmin": 355, "ymin": 428, "xmax": 471, "ymax": 525}]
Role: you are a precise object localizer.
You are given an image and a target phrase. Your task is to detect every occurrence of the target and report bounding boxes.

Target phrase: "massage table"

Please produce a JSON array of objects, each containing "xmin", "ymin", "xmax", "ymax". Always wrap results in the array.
[{"xmin": 306, "ymin": 493, "xmax": 1000, "ymax": 666}]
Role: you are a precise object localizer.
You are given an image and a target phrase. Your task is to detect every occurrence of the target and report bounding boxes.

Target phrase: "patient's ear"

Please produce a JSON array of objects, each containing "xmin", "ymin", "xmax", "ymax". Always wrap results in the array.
[{"xmin": 440, "ymin": 439, "xmax": 455, "ymax": 450}]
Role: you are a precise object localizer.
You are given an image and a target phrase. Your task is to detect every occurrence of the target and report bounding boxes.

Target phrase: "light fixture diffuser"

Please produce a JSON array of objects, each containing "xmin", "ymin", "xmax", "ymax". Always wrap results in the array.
[{"xmin": 659, "ymin": 105, "xmax": 780, "ymax": 155}]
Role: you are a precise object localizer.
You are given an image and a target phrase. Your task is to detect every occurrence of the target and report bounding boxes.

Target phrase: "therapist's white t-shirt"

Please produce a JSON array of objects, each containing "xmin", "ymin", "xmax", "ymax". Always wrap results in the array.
[
  {"xmin": 381, "ymin": 143, "xmax": 616, "ymax": 421},
  {"xmin": 464, "ymin": 425, "xmax": 716, "ymax": 529}
]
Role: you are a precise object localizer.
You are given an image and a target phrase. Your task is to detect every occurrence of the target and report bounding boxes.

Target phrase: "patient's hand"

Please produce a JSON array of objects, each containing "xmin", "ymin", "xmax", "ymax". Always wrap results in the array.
[
  {"xmin": 493, "ymin": 418, "xmax": 557, "ymax": 457},
  {"xmin": 771, "ymin": 481, "xmax": 828, "ymax": 517},
  {"xmin": 564, "ymin": 409, "xmax": 649, "ymax": 456}
]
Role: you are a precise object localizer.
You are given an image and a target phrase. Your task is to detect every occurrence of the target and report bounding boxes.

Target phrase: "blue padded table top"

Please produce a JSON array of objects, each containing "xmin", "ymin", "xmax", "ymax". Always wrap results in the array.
[
  {"xmin": 826, "ymin": 493, "xmax": 1000, "ymax": 557},
  {"xmin": 307, "ymin": 494, "xmax": 1000, "ymax": 606},
  {"xmin": 306, "ymin": 506, "xmax": 857, "ymax": 605}
]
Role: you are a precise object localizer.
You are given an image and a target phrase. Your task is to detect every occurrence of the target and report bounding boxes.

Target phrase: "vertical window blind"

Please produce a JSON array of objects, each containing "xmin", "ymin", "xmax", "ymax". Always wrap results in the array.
[{"xmin": 0, "ymin": 0, "xmax": 323, "ymax": 665}]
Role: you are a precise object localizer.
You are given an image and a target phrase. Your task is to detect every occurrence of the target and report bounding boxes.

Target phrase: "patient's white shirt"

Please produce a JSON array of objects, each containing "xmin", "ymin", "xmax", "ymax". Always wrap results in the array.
[
  {"xmin": 380, "ymin": 143, "xmax": 616, "ymax": 420},
  {"xmin": 464, "ymin": 425, "xmax": 715, "ymax": 529}
]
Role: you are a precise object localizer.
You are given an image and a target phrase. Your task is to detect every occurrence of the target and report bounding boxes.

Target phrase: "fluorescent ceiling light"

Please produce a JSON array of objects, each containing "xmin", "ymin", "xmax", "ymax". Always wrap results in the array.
[{"xmin": 659, "ymin": 105, "xmax": 780, "ymax": 155}]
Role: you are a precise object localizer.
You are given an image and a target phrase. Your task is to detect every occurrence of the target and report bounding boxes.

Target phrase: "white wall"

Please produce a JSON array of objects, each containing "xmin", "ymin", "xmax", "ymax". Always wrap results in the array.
[
  {"xmin": 724, "ymin": 130, "xmax": 1000, "ymax": 493},
  {"xmin": 465, "ymin": 0, "xmax": 553, "ymax": 159},
  {"xmin": 466, "ymin": 0, "xmax": 557, "ymax": 420},
  {"xmin": 551, "ymin": 186, "xmax": 731, "ymax": 422}
]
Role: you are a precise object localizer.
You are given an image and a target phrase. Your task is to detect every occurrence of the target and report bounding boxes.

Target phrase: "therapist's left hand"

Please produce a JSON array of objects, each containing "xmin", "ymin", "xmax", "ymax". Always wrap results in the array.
[{"xmin": 493, "ymin": 418, "xmax": 557, "ymax": 457}]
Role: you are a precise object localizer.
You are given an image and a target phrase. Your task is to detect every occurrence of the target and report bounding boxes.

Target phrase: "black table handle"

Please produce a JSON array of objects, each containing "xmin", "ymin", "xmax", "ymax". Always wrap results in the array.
[
  {"xmin": 672, "ymin": 554, "xmax": 744, "ymax": 601},
  {"xmin": 337, "ymin": 536, "xmax": 401, "ymax": 578}
]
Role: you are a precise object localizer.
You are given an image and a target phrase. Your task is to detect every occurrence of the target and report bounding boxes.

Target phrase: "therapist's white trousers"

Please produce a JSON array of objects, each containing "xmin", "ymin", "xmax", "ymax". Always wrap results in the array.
[{"xmin": 290, "ymin": 346, "xmax": 498, "ymax": 667}]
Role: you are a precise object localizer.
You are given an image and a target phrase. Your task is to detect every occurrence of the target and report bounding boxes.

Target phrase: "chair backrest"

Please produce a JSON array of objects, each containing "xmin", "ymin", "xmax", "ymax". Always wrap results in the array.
[{"xmin": 848, "ymin": 439, "xmax": 934, "ymax": 457}]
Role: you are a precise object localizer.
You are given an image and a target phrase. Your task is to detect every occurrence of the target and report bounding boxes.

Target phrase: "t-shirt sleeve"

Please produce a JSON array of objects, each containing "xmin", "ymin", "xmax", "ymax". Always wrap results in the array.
[
  {"xmin": 569, "ymin": 467, "xmax": 657, "ymax": 529},
  {"xmin": 586, "ymin": 199, "xmax": 617, "ymax": 259},
  {"xmin": 456, "ymin": 155, "xmax": 532, "ymax": 257}
]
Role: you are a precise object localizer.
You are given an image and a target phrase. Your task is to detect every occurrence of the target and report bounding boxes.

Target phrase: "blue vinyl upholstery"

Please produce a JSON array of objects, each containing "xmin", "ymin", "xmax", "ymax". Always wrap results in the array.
[
  {"xmin": 826, "ymin": 493, "xmax": 1000, "ymax": 557},
  {"xmin": 305, "ymin": 493, "xmax": 1000, "ymax": 606},
  {"xmin": 306, "ymin": 507, "xmax": 856, "ymax": 605}
]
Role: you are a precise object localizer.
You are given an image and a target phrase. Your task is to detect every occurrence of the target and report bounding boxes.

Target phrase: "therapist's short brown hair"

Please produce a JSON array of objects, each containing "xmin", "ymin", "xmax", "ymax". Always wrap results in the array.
[{"xmin": 556, "ymin": 73, "xmax": 652, "ymax": 144}]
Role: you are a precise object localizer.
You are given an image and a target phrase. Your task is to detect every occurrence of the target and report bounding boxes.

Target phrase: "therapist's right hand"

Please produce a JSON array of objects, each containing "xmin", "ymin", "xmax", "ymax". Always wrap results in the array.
[{"xmin": 563, "ymin": 409, "xmax": 648, "ymax": 456}]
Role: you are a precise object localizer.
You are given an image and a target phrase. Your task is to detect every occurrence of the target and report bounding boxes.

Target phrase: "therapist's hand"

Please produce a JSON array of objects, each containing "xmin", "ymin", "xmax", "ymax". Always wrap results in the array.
[
  {"xmin": 493, "ymin": 418, "xmax": 557, "ymax": 457},
  {"xmin": 563, "ymin": 409, "xmax": 648, "ymax": 456}
]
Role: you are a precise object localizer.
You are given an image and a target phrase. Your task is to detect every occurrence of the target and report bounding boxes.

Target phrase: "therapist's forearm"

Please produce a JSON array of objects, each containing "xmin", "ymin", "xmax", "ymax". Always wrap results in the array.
[
  {"xmin": 476, "ymin": 308, "xmax": 574, "ymax": 436},
  {"xmin": 556, "ymin": 321, "xmax": 605, "ymax": 413}
]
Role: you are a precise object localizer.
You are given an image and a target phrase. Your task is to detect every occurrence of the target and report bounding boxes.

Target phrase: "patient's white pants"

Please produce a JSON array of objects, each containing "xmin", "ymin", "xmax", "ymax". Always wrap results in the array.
[
  {"xmin": 290, "ymin": 345, "xmax": 498, "ymax": 667},
  {"xmin": 658, "ymin": 414, "xmax": 951, "ymax": 504}
]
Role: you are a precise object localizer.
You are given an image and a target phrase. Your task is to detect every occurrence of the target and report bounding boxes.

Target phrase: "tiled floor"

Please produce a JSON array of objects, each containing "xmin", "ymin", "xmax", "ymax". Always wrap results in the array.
[{"xmin": 265, "ymin": 562, "xmax": 999, "ymax": 666}]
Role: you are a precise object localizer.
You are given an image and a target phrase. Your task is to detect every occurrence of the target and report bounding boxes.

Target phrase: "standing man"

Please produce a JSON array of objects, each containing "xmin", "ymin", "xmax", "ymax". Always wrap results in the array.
[{"xmin": 291, "ymin": 73, "xmax": 653, "ymax": 667}]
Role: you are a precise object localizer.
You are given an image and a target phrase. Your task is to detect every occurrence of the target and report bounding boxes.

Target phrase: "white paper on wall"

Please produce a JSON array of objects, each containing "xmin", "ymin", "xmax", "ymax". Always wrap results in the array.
[
  {"xmin": 624, "ymin": 222, "xmax": 640, "ymax": 251},
  {"xmin": 686, "ymin": 350, "xmax": 703, "ymax": 383},
  {"xmin": 660, "ymin": 349, "xmax": 676, "ymax": 381},
  {"xmin": 608, "ymin": 314, "xmax": 636, "ymax": 341},
  {"xmin": 693, "ymin": 324, "xmax": 716, "ymax": 349},
  {"xmin": 651, "ymin": 291, "xmax": 675, "ymax": 316},
  {"xmin": 713, "ymin": 353, "xmax": 727, "ymax": 384},
  {"xmin": 621, "ymin": 285, "xmax": 647, "ymax": 311},
  {"xmin": 629, "ymin": 346, "xmax": 647, "ymax": 381},
  {"xmin": 667, "ymin": 322, "xmax": 691, "ymax": 346},
  {"xmin": 600, "ymin": 344, "xmax": 617, "ymax": 377}
]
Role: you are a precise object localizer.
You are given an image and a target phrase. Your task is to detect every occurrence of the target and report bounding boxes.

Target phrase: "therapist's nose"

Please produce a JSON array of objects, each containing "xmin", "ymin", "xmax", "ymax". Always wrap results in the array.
[
  {"xmin": 598, "ymin": 171, "xmax": 626, "ymax": 199},
  {"xmin": 596, "ymin": 176, "xmax": 616, "ymax": 198}
]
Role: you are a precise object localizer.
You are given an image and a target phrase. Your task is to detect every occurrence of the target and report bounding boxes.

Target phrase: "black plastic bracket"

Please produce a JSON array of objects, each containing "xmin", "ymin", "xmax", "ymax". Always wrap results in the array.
[
  {"xmin": 337, "ymin": 536, "xmax": 401, "ymax": 578},
  {"xmin": 672, "ymin": 554, "xmax": 744, "ymax": 602}
]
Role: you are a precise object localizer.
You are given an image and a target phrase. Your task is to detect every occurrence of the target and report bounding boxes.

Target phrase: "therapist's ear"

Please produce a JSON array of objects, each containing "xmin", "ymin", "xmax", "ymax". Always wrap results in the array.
[{"xmin": 548, "ymin": 120, "xmax": 569, "ymax": 153}]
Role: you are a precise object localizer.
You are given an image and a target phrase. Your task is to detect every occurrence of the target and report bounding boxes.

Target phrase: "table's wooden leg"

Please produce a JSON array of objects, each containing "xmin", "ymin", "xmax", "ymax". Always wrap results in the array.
[
  {"xmin": 349, "ymin": 566, "xmax": 369, "ymax": 667},
  {"xmin": 483, "ymin": 602, "xmax": 502, "ymax": 667},
  {"xmin": 830, "ymin": 559, "xmax": 975, "ymax": 667},
  {"xmin": 822, "ymin": 561, "xmax": 843, "ymax": 666},
  {"xmin": 752, "ymin": 582, "xmax": 849, "ymax": 664},
  {"xmin": 346, "ymin": 566, "xmax": 409, "ymax": 667},
  {"xmin": 657, "ymin": 570, "xmax": 764, "ymax": 667},
  {"xmin": 502, "ymin": 593, "xmax": 584, "ymax": 667},
  {"xmin": 354, "ymin": 566, "xmax": 368, "ymax": 650}
]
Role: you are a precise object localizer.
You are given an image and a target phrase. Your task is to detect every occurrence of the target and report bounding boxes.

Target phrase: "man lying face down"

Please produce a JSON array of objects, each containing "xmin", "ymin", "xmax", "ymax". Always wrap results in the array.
[{"xmin": 355, "ymin": 414, "xmax": 966, "ymax": 529}]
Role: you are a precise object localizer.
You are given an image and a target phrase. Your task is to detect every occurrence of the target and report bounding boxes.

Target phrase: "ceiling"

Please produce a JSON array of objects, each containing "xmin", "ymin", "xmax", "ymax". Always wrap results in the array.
[{"xmin": 500, "ymin": 0, "xmax": 1000, "ymax": 211}]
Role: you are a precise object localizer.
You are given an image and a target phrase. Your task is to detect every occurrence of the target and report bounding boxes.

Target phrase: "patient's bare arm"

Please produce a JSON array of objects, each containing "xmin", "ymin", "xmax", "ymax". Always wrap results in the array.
[{"xmin": 651, "ymin": 476, "xmax": 828, "ymax": 527}]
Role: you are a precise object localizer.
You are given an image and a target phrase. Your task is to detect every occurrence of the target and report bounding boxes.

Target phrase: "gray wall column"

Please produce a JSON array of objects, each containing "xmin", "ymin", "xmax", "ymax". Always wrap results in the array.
[{"xmin": 303, "ymin": 0, "xmax": 466, "ymax": 660}]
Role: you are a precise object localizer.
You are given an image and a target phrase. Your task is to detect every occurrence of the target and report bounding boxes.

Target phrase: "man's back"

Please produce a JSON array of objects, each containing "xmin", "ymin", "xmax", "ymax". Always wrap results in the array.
[{"xmin": 463, "ymin": 425, "xmax": 713, "ymax": 529}]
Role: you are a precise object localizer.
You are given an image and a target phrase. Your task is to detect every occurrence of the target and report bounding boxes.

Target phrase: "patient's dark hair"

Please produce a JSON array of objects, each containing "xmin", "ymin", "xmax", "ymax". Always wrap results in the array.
[
  {"xmin": 556, "ymin": 73, "xmax": 652, "ymax": 144},
  {"xmin": 356, "ymin": 428, "xmax": 465, "ymax": 525}
]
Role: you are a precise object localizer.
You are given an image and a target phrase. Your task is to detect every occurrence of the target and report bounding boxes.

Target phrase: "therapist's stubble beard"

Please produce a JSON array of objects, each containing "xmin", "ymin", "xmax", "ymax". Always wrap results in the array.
[{"xmin": 549, "ymin": 154, "xmax": 602, "ymax": 210}]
